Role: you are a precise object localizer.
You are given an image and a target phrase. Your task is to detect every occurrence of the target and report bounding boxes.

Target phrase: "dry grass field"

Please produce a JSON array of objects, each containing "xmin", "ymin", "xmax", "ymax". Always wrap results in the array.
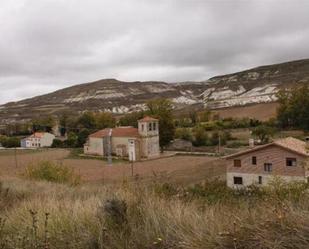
[
  {"xmin": 215, "ymin": 102, "xmax": 279, "ymax": 121},
  {"xmin": 1, "ymin": 175, "xmax": 309, "ymax": 249},
  {"xmin": 0, "ymin": 149, "xmax": 226, "ymax": 184},
  {"xmin": 1, "ymin": 149, "xmax": 309, "ymax": 249}
]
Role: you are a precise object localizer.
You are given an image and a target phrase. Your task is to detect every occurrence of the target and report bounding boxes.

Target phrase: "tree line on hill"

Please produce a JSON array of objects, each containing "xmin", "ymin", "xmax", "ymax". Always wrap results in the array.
[
  {"xmin": 0, "ymin": 85, "xmax": 308, "ymax": 149},
  {"xmin": 49, "ymin": 99, "xmax": 175, "ymax": 150}
]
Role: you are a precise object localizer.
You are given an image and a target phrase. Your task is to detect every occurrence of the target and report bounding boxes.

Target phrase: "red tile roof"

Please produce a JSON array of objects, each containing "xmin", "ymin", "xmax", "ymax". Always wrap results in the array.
[
  {"xmin": 89, "ymin": 127, "xmax": 140, "ymax": 138},
  {"xmin": 138, "ymin": 116, "xmax": 158, "ymax": 122},
  {"xmin": 29, "ymin": 132, "xmax": 46, "ymax": 138}
]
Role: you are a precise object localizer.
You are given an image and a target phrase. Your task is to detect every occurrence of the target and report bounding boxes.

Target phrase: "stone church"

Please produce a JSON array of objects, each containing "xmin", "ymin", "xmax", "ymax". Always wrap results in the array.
[{"xmin": 84, "ymin": 116, "xmax": 160, "ymax": 160}]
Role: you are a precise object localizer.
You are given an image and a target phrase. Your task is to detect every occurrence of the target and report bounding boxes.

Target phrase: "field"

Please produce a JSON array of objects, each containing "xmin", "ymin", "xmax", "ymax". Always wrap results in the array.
[
  {"xmin": 1, "ymin": 149, "xmax": 309, "ymax": 249},
  {"xmin": 0, "ymin": 149, "xmax": 225, "ymax": 184},
  {"xmin": 214, "ymin": 102, "xmax": 279, "ymax": 121}
]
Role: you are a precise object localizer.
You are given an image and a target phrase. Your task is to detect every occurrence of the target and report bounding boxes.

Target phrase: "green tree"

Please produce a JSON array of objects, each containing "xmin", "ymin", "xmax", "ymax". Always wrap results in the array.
[
  {"xmin": 146, "ymin": 99, "xmax": 175, "ymax": 149},
  {"xmin": 118, "ymin": 111, "xmax": 145, "ymax": 127},
  {"xmin": 77, "ymin": 112, "xmax": 96, "ymax": 130},
  {"xmin": 76, "ymin": 128, "xmax": 91, "ymax": 147},
  {"xmin": 32, "ymin": 116, "xmax": 55, "ymax": 132},
  {"xmin": 199, "ymin": 109, "xmax": 211, "ymax": 122},
  {"xmin": 51, "ymin": 139, "xmax": 64, "ymax": 148},
  {"xmin": 189, "ymin": 111, "xmax": 198, "ymax": 125},
  {"xmin": 193, "ymin": 127, "xmax": 208, "ymax": 146},
  {"xmin": 95, "ymin": 112, "xmax": 116, "ymax": 129},
  {"xmin": 277, "ymin": 85, "xmax": 309, "ymax": 130},
  {"xmin": 0, "ymin": 136, "xmax": 20, "ymax": 148},
  {"xmin": 175, "ymin": 128, "xmax": 193, "ymax": 141},
  {"xmin": 209, "ymin": 130, "xmax": 229, "ymax": 146},
  {"xmin": 59, "ymin": 112, "xmax": 70, "ymax": 136},
  {"xmin": 251, "ymin": 125, "xmax": 275, "ymax": 144},
  {"xmin": 66, "ymin": 132, "xmax": 78, "ymax": 147}
]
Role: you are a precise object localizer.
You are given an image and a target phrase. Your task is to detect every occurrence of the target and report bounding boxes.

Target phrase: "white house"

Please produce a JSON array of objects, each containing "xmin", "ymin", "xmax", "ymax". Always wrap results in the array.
[
  {"xmin": 84, "ymin": 116, "xmax": 160, "ymax": 160},
  {"xmin": 21, "ymin": 132, "xmax": 55, "ymax": 148}
]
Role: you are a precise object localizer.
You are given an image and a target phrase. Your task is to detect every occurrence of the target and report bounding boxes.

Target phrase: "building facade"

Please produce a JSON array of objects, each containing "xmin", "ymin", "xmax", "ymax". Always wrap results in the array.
[
  {"xmin": 21, "ymin": 132, "xmax": 55, "ymax": 148},
  {"xmin": 225, "ymin": 137, "xmax": 309, "ymax": 188},
  {"xmin": 84, "ymin": 116, "xmax": 160, "ymax": 160}
]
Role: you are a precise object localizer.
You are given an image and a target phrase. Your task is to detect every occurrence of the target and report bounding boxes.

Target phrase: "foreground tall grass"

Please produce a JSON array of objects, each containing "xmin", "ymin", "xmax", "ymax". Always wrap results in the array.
[{"xmin": 0, "ymin": 175, "xmax": 309, "ymax": 249}]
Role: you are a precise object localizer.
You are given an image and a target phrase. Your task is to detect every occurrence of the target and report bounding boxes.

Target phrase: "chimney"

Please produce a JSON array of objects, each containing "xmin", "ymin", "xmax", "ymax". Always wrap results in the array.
[{"xmin": 249, "ymin": 138, "xmax": 255, "ymax": 148}]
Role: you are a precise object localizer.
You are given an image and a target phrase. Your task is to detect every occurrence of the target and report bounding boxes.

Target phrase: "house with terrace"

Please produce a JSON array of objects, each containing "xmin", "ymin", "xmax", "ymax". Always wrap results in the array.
[{"xmin": 225, "ymin": 137, "xmax": 309, "ymax": 188}]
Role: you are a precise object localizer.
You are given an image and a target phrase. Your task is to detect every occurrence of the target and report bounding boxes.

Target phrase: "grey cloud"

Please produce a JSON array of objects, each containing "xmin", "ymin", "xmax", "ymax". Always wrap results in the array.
[{"xmin": 1, "ymin": 0, "xmax": 309, "ymax": 104}]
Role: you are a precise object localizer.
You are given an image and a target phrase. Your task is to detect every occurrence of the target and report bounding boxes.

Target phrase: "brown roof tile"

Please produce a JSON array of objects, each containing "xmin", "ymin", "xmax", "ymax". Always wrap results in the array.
[
  {"xmin": 89, "ymin": 127, "xmax": 140, "ymax": 138},
  {"xmin": 225, "ymin": 137, "xmax": 309, "ymax": 158},
  {"xmin": 29, "ymin": 132, "xmax": 46, "ymax": 138},
  {"xmin": 274, "ymin": 137, "xmax": 308, "ymax": 156},
  {"xmin": 138, "ymin": 116, "xmax": 158, "ymax": 122}
]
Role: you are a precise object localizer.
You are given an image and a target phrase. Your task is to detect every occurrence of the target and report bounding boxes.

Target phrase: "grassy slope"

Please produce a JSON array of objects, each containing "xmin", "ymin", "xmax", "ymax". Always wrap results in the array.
[{"xmin": 0, "ymin": 176, "xmax": 309, "ymax": 249}]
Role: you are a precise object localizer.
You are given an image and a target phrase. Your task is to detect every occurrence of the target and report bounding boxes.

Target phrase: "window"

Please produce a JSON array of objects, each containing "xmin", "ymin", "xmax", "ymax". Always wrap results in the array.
[
  {"xmin": 153, "ymin": 122, "xmax": 156, "ymax": 131},
  {"xmin": 233, "ymin": 159, "xmax": 241, "ymax": 167},
  {"xmin": 286, "ymin": 158, "xmax": 297, "ymax": 167},
  {"xmin": 141, "ymin": 124, "xmax": 144, "ymax": 132},
  {"xmin": 233, "ymin": 177, "xmax": 243, "ymax": 185},
  {"xmin": 148, "ymin": 123, "xmax": 152, "ymax": 131},
  {"xmin": 258, "ymin": 176, "xmax": 262, "ymax": 184},
  {"xmin": 264, "ymin": 163, "xmax": 272, "ymax": 172},
  {"xmin": 252, "ymin": 156, "xmax": 257, "ymax": 165}
]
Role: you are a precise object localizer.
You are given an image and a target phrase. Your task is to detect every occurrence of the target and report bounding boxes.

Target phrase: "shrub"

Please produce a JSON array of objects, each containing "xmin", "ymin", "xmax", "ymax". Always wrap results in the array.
[
  {"xmin": 51, "ymin": 139, "xmax": 64, "ymax": 148},
  {"xmin": 251, "ymin": 125, "xmax": 276, "ymax": 143},
  {"xmin": 209, "ymin": 131, "xmax": 229, "ymax": 146},
  {"xmin": 0, "ymin": 136, "xmax": 20, "ymax": 148},
  {"xmin": 24, "ymin": 161, "xmax": 81, "ymax": 185},
  {"xmin": 175, "ymin": 128, "xmax": 193, "ymax": 141},
  {"xmin": 226, "ymin": 140, "xmax": 248, "ymax": 148},
  {"xmin": 193, "ymin": 127, "xmax": 208, "ymax": 146}
]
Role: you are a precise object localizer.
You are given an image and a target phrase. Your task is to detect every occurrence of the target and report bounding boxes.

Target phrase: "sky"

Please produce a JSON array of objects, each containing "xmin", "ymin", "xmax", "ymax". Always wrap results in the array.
[{"xmin": 1, "ymin": 0, "xmax": 309, "ymax": 104}]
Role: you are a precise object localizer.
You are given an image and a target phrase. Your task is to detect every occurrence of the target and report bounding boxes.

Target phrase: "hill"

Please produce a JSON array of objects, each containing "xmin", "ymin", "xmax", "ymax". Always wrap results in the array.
[{"xmin": 1, "ymin": 59, "xmax": 309, "ymax": 124}]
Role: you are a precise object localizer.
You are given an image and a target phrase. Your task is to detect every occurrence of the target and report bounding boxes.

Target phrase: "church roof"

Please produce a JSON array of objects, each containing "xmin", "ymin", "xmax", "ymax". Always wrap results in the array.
[
  {"xmin": 89, "ymin": 127, "xmax": 140, "ymax": 138},
  {"xmin": 138, "ymin": 116, "xmax": 158, "ymax": 122}
]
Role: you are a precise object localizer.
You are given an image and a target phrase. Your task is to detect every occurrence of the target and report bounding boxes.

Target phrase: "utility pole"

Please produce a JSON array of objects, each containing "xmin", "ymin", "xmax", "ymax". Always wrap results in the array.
[
  {"xmin": 218, "ymin": 133, "xmax": 221, "ymax": 155},
  {"xmin": 107, "ymin": 129, "xmax": 112, "ymax": 166},
  {"xmin": 131, "ymin": 160, "xmax": 134, "ymax": 177},
  {"xmin": 14, "ymin": 147, "xmax": 18, "ymax": 168}
]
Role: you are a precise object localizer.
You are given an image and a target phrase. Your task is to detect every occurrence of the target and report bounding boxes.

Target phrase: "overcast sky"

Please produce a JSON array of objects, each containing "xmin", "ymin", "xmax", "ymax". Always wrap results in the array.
[{"xmin": 1, "ymin": 0, "xmax": 309, "ymax": 104}]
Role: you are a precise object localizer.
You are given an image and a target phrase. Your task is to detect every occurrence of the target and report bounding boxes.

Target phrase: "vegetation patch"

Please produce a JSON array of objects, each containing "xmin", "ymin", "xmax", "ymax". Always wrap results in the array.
[
  {"xmin": 24, "ymin": 161, "xmax": 81, "ymax": 185},
  {"xmin": 0, "ymin": 178, "xmax": 309, "ymax": 248}
]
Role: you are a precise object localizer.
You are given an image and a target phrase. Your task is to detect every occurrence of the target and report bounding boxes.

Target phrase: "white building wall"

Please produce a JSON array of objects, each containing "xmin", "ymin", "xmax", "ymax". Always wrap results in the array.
[
  {"xmin": 84, "ymin": 137, "xmax": 104, "ymax": 156},
  {"xmin": 22, "ymin": 133, "xmax": 55, "ymax": 148},
  {"xmin": 40, "ymin": 133, "xmax": 55, "ymax": 147},
  {"xmin": 138, "ymin": 120, "xmax": 160, "ymax": 158},
  {"xmin": 227, "ymin": 172, "xmax": 307, "ymax": 189},
  {"xmin": 143, "ymin": 136, "xmax": 160, "ymax": 158}
]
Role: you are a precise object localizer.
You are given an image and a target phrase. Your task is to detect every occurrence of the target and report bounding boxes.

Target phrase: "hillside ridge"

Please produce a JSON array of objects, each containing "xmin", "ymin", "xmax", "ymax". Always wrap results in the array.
[{"xmin": 1, "ymin": 58, "xmax": 309, "ymax": 124}]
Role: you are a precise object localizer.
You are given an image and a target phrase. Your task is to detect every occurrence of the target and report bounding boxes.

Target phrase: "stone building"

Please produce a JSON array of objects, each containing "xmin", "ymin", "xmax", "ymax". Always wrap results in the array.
[{"xmin": 84, "ymin": 116, "xmax": 160, "ymax": 160}]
